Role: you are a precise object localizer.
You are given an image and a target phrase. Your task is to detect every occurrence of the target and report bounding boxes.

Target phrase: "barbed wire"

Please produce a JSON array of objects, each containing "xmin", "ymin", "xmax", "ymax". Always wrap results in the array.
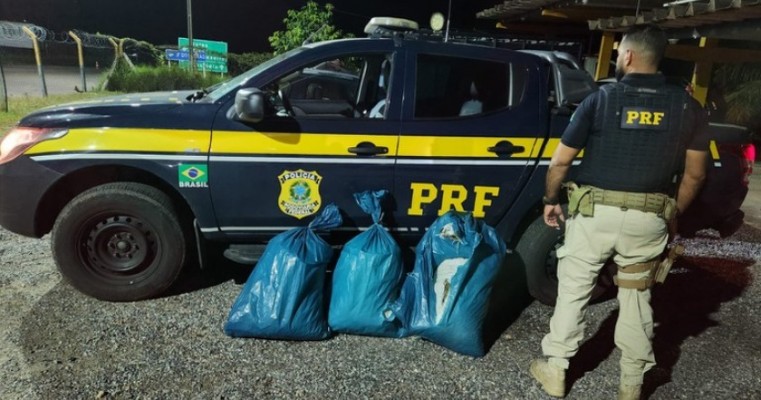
[
  {"xmin": 0, "ymin": 21, "xmax": 112, "ymax": 48},
  {"xmin": 1, "ymin": 20, "xmax": 41, "ymax": 41},
  {"xmin": 70, "ymin": 29, "xmax": 112, "ymax": 48},
  {"xmin": 0, "ymin": 21, "xmax": 47, "ymax": 41}
]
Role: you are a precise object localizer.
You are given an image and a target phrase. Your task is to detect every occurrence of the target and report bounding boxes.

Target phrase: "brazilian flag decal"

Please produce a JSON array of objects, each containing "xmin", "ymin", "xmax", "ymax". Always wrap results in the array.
[{"xmin": 178, "ymin": 164, "xmax": 209, "ymax": 188}]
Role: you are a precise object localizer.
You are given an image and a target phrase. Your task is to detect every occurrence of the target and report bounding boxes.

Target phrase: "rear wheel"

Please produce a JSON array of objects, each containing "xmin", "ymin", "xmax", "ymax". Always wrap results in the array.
[
  {"xmin": 515, "ymin": 212, "xmax": 613, "ymax": 306},
  {"xmin": 51, "ymin": 183, "xmax": 186, "ymax": 301}
]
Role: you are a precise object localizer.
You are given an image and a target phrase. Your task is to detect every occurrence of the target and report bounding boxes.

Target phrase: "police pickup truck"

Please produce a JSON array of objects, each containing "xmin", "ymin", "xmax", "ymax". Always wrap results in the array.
[{"xmin": 0, "ymin": 18, "xmax": 726, "ymax": 304}]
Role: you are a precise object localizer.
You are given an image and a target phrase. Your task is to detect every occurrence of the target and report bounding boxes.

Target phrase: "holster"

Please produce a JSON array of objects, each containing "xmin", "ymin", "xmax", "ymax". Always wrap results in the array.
[
  {"xmin": 614, "ymin": 259, "xmax": 659, "ymax": 290},
  {"xmin": 614, "ymin": 243, "xmax": 685, "ymax": 290},
  {"xmin": 654, "ymin": 243, "xmax": 685, "ymax": 284},
  {"xmin": 564, "ymin": 182, "xmax": 594, "ymax": 217}
]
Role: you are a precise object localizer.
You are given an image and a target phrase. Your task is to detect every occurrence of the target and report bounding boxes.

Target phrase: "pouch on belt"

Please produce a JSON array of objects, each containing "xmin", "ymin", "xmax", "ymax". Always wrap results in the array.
[
  {"xmin": 564, "ymin": 182, "xmax": 594, "ymax": 217},
  {"xmin": 662, "ymin": 197, "xmax": 678, "ymax": 221}
]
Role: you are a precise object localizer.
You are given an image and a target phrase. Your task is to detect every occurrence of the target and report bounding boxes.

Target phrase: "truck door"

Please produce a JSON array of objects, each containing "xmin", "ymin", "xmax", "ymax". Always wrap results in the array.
[
  {"xmin": 393, "ymin": 44, "xmax": 548, "ymax": 233},
  {"xmin": 208, "ymin": 42, "xmax": 403, "ymax": 238}
]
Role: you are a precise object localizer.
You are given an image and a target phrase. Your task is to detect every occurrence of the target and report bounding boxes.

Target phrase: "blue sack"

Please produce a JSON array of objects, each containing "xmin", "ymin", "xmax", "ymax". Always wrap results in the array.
[
  {"xmin": 224, "ymin": 204, "xmax": 342, "ymax": 340},
  {"xmin": 328, "ymin": 190, "xmax": 404, "ymax": 337},
  {"xmin": 392, "ymin": 211, "xmax": 506, "ymax": 357}
]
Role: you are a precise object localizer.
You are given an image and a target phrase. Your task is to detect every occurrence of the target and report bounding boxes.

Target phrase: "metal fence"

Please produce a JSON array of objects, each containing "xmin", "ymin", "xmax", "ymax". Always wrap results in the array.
[
  {"xmin": 0, "ymin": 56, "xmax": 7, "ymax": 112},
  {"xmin": 0, "ymin": 21, "xmax": 112, "ymax": 51},
  {"xmin": 0, "ymin": 20, "xmax": 116, "ymax": 99}
]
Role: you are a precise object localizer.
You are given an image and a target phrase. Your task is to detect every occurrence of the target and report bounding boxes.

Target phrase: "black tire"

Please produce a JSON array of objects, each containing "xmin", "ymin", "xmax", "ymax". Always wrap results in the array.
[
  {"xmin": 515, "ymin": 213, "xmax": 613, "ymax": 306},
  {"xmin": 51, "ymin": 182, "xmax": 186, "ymax": 301}
]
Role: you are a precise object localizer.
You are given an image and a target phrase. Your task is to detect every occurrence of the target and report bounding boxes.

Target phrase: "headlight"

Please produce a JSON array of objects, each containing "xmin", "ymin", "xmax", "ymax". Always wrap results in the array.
[{"xmin": 0, "ymin": 127, "xmax": 68, "ymax": 165}]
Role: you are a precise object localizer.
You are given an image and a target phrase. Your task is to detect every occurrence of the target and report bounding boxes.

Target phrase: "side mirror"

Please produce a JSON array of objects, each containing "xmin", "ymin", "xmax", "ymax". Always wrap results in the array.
[{"xmin": 234, "ymin": 88, "xmax": 265, "ymax": 123}]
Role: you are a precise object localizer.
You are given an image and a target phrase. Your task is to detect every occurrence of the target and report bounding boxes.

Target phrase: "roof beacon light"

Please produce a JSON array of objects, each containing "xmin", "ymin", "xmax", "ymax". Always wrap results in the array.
[
  {"xmin": 430, "ymin": 13, "xmax": 445, "ymax": 32},
  {"xmin": 364, "ymin": 17, "xmax": 419, "ymax": 34}
]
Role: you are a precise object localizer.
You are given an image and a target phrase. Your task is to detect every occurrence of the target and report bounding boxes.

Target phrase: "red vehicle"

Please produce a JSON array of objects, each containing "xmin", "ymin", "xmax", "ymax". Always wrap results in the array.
[{"xmin": 678, "ymin": 122, "xmax": 755, "ymax": 237}]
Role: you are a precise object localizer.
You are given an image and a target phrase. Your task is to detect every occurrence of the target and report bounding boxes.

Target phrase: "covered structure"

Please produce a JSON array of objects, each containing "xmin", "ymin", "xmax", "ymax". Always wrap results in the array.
[{"xmin": 477, "ymin": 0, "xmax": 761, "ymax": 105}]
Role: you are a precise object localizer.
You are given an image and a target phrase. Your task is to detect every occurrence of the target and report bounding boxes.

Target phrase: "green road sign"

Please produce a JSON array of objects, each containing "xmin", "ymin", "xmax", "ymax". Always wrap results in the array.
[{"xmin": 178, "ymin": 37, "xmax": 228, "ymax": 73}]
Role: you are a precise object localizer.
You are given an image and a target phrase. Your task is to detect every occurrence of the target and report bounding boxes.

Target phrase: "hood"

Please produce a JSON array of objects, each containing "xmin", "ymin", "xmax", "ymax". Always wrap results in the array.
[{"xmin": 19, "ymin": 90, "xmax": 199, "ymax": 128}]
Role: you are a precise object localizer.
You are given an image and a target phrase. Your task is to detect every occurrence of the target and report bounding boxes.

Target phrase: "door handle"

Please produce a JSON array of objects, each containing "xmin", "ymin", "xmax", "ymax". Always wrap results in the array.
[
  {"xmin": 348, "ymin": 141, "xmax": 389, "ymax": 156},
  {"xmin": 488, "ymin": 140, "xmax": 525, "ymax": 156}
]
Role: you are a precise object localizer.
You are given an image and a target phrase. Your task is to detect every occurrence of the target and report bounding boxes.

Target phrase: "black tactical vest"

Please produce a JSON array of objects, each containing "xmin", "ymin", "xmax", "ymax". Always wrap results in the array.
[{"xmin": 574, "ymin": 81, "xmax": 690, "ymax": 194}]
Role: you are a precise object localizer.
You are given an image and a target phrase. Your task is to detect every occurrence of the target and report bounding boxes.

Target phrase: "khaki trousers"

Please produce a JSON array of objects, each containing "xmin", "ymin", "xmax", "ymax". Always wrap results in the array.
[{"xmin": 541, "ymin": 204, "xmax": 668, "ymax": 386}]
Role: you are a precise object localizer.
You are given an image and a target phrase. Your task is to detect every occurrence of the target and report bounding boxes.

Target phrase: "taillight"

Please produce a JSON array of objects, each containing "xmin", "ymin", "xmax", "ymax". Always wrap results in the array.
[
  {"xmin": 0, "ymin": 127, "xmax": 68, "ymax": 165},
  {"xmin": 741, "ymin": 143, "xmax": 755, "ymax": 186}
]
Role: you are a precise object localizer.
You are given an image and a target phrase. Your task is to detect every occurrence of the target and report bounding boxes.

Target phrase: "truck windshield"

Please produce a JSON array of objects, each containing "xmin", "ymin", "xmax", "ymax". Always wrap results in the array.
[{"xmin": 205, "ymin": 47, "xmax": 306, "ymax": 102}]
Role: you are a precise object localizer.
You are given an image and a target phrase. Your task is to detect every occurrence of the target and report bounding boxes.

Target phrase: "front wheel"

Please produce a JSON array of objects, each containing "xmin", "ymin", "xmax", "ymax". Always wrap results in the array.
[
  {"xmin": 51, "ymin": 183, "xmax": 186, "ymax": 301},
  {"xmin": 514, "ymin": 212, "xmax": 613, "ymax": 306}
]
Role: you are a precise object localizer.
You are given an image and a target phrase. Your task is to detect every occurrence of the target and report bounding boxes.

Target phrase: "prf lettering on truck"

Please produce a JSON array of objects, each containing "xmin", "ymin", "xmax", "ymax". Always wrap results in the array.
[{"xmin": 407, "ymin": 183, "xmax": 500, "ymax": 218}]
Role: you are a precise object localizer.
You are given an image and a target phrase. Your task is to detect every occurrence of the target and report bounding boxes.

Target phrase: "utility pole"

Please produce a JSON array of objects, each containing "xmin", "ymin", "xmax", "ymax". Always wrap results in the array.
[{"xmin": 187, "ymin": 0, "xmax": 195, "ymax": 72}]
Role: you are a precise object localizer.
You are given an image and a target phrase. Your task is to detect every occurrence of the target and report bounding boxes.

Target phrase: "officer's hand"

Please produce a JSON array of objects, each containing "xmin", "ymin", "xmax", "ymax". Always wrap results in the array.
[{"xmin": 544, "ymin": 204, "xmax": 565, "ymax": 229}]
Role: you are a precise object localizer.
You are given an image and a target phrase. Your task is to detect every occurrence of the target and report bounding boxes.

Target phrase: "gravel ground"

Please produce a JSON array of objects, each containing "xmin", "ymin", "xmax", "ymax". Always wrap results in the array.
[{"xmin": 1, "ymin": 218, "xmax": 760, "ymax": 399}]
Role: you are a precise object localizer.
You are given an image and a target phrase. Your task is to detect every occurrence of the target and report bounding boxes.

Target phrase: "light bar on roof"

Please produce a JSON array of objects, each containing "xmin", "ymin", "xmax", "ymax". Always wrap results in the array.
[{"xmin": 364, "ymin": 17, "xmax": 419, "ymax": 34}]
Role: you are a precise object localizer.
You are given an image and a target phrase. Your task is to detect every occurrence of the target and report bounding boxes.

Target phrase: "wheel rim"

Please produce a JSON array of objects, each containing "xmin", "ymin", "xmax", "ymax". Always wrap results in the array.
[{"xmin": 79, "ymin": 214, "xmax": 161, "ymax": 280}]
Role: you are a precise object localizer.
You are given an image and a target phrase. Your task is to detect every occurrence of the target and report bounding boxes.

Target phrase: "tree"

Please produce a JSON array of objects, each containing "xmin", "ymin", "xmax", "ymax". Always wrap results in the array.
[
  {"xmin": 712, "ymin": 63, "xmax": 761, "ymax": 135},
  {"xmin": 227, "ymin": 52, "xmax": 274, "ymax": 76},
  {"xmin": 268, "ymin": 2, "xmax": 350, "ymax": 55}
]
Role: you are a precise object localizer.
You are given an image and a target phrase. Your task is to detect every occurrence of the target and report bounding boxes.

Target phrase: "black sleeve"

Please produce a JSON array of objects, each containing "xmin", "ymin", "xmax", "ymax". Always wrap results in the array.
[
  {"xmin": 686, "ymin": 97, "xmax": 711, "ymax": 151},
  {"xmin": 560, "ymin": 92, "xmax": 597, "ymax": 149}
]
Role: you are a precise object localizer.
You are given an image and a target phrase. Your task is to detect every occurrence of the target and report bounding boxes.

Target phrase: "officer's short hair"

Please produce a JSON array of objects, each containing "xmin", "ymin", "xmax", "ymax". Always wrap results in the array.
[{"xmin": 621, "ymin": 25, "xmax": 667, "ymax": 67}]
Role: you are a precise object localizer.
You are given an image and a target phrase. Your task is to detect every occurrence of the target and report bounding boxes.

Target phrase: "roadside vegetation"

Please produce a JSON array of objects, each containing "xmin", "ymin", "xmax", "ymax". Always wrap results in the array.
[
  {"xmin": 0, "ymin": 92, "xmax": 112, "ymax": 134},
  {"xmin": 0, "ymin": 1, "xmax": 349, "ymax": 134},
  {"xmin": 227, "ymin": 52, "xmax": 273, "ymax": 76},
  {"xmin": 99, "ymin": 1, "xmax": 349, "ymax": 92},
  {"xmin": 0, "ymin": 1, "xmax": 353, "ymax": 140},
  {"xmin": 268, "ymin": 1, "xmax": 351, "ymax": 54},
  {"xmin": 104, "ymin": 58, "xmax": 225, "ymax": 92},
  {"xmin": 713, "ymin": 63, "xmax": 761, "ymax": 135}
]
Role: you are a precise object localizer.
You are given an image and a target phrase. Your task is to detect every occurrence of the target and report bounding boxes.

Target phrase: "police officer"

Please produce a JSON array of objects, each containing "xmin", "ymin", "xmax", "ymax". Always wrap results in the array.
[{"xmin": 529, "ymin": 25, "xmax": 710, "ymax": 400}]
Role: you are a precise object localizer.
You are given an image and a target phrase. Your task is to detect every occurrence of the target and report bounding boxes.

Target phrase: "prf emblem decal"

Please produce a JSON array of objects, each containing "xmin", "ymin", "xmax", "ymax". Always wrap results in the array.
[
  {"xmin": 278, "ymin": 169, "xmax": 323, "ymax": 219},
  {"xmin": 621, "ymin": 107, "xmax": 668, "ymax": 130},
  {"xmin": 178, "ymin": 164, "xmax": 208, "ymax": 188}
]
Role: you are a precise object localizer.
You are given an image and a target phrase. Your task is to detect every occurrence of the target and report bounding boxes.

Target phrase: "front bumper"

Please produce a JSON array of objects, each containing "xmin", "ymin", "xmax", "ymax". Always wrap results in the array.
[{"xmin": 0, "ymin": 156, "xmax": 63, "ymax": 237}]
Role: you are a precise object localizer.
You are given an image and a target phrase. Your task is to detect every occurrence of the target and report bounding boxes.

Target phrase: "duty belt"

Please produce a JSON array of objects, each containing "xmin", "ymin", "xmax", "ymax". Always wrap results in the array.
[
  {"xmin": 590, "ymin": 188, "xmax": 670, "ymax": 215},
  {"xmin": 565, "ymin": 182, "xmax": 677, "ymax": 219}
]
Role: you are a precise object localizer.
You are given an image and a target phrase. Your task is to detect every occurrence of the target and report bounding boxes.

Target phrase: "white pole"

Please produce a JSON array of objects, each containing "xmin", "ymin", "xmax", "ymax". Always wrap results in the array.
[{"xmin": 445, "ymin": 0, "xmax": 452, "ymax": 43}]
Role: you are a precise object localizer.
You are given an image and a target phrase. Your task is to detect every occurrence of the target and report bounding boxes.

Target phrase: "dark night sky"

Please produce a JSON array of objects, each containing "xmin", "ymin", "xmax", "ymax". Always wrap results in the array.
[{"xmin": 0, "ymin": 0, "xmax": 499, "ymax": 53}]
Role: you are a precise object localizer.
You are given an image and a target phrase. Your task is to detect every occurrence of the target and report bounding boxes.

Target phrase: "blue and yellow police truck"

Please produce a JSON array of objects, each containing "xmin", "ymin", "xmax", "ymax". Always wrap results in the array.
[{"xmin": 0, "ymin": 18, "xmax": 736, "ymax": 303}]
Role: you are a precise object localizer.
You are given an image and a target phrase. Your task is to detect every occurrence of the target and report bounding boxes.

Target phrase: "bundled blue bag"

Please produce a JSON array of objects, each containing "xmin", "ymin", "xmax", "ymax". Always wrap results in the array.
[
  {"xmin": 392, "ymin": 211, "xmax": 506, "ymax": 357},
  {"xmin": 224, "ymin": 204, "xmax": 342, "ymax": 340},
  {"xmin": 328, "ymin": 190, "xmax": 404, "ymax": 337}
]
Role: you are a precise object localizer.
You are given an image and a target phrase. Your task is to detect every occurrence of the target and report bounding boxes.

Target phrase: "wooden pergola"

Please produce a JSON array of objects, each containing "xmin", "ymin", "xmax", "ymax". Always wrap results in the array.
[{"xmin": 478, "ymin": 0, "xmax": 761, "ymax": 105}]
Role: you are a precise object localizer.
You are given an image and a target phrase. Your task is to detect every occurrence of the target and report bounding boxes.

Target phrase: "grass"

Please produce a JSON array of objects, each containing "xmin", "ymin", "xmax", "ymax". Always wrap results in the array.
[
  {"xmin": 0, "ymin": 92, "xmax": 114, "ymax": 135},
  {"xmin": 106, "ymin": 61, "xmax": 226, "ymax": 93}
]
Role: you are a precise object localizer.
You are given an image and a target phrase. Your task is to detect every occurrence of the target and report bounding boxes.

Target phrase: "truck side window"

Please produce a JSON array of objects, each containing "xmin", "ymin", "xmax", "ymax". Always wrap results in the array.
[
  {"xmin": 263, "ymin": 53, "xmax": 392, "ymax": 119},
  {"xmin": 555, "ymin": 63, "xmax": 597, "ymax": 106},
  {"xmin": 413, "ymin": 54, "xmax": 527, "ymax": 119}
]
